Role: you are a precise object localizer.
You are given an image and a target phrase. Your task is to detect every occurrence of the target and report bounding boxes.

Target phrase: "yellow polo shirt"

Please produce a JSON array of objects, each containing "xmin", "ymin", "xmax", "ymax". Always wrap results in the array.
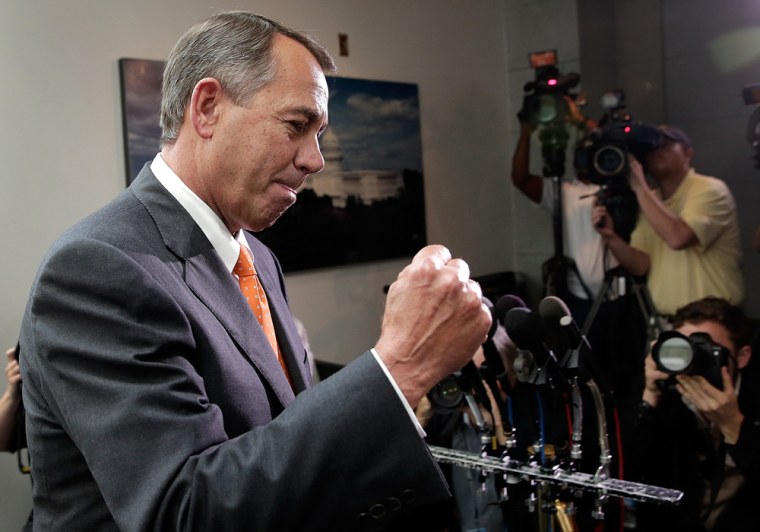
[{"xmin": 630, "ymin": 169, "xmax": 744, "ymax": 315}]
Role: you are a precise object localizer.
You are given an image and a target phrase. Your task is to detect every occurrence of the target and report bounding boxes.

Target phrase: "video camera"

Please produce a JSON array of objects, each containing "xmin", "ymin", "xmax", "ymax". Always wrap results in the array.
[
  {"xmin": 573, "ymin": 90, "xmax": 662, "ymax": 241},
  {"xmin": 518, "ymin": 50, "xmax": 581, "ymax": 179},
  {"xmin": 651, "ymin": 330, "xmax": 731, "ymax": 390},
  {"xmin": 573, "ymin": 87, "xmax": 662, "ymax": 187},
  {"xmin": 519, "ymin": 50, "xmax": 580, "ymax": 127}
]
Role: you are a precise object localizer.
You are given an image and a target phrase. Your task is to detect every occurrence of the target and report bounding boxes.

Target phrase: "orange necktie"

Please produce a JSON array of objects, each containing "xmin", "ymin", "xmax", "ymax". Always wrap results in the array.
[{"xmin": 234, "ymin": 245, "xmax": 291, "ymax": 384}]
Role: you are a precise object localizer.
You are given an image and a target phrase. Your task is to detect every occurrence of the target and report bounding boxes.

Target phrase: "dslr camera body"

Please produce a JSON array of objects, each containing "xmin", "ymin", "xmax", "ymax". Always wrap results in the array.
[{"xmin": 651, "ymin": 330, "xmax": 731, "ymax": 390}]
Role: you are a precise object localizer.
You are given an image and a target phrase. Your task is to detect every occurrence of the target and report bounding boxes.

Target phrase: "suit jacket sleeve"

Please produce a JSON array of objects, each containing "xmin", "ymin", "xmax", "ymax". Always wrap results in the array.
[{"xmin": 21, "ymin": 234, "xmax": 449, "ymax": 532}]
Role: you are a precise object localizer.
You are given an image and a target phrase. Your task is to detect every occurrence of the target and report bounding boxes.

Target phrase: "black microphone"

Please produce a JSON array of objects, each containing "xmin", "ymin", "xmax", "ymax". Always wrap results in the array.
[
  {"xmin": 460, "ymin": 297, "xmax": 505, "ymax": 406},
  {"xmin": 494, "ymin": 294, "xmax": 527, "ymax": 323},
  {"xmin": 481, "ymin": 296, "xmax": 499, "ymax": 342},
  {"xmin": 480, "ymin": 295, "xmax": 527, "ymax": 394},
  {"xmin": 538, "ymin": 295, "xmax": 588, "ymax": 370},
  {"xmin": 539, "ymin": 296, "xmax": 582, "ymax": 354},
  {"xmin": 483, "ymin": 295, "xmax": 526, "ymax": 373},
  {"xmin": 503, "ymin": 307, "xmax": 554, "ymax": 367}
]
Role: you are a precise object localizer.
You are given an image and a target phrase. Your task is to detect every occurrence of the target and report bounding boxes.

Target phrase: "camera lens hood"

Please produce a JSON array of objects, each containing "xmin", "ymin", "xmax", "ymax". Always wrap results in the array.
[{"xmin": 652, "ymin": 330, "xmax": 695, "ymax": 374}]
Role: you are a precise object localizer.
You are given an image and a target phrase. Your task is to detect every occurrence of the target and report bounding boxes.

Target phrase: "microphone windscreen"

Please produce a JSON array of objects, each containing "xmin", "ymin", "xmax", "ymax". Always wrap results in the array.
[
  {"xmin": 538, "ymin": 295, "xmax": 571, "ymax": 323},
  {"xmin": 538, "ymin": 296, "xmax": 572, "ymax": 355},
  {"xmin": 494, "ymin": 294, "xmax": 527, "ymax": 322},
  {"xmin": 481, "ymin": 297, "xmax": 498, "ymax": 341},
  {"xmin": 503, "ymin": 308, "xmax": 542, "ymax": 351}
]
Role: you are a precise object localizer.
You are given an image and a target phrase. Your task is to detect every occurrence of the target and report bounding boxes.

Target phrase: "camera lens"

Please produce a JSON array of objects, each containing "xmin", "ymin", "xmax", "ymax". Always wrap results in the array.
[
  {"xmin": 593, "ymin": 145, "xmax": 626, "ymax": 177},
  {"xmin": 655, "ymin": 336, "xmax": 694, "ymax": 373},
  {"xmin": 428, "ymin": 375, "xmax": 464, "ymax": 410},
  {"xmin": 535, "ymin": 94, "xmax": 560, "ymax": 123}
]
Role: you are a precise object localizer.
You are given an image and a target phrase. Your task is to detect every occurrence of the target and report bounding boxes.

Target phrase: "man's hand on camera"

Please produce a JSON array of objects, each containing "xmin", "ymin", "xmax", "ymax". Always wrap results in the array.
[
  {"xmin": 642, "ymin": 353, "xmax": 669, "ymax": 407},
  {"xmin": 627, "ymin": 155, "xmax": 649, "ymax": 193},
  {"xmin": 564, "ymin": 96, "xmax": 596, "ymax": 129},
  {"xmin": 676, "ymin": 368, "xmax": 744, "ymax": 444},
  {"xmin": 375, "ymin": 245, "xmax": 492, "ymax": 409}
]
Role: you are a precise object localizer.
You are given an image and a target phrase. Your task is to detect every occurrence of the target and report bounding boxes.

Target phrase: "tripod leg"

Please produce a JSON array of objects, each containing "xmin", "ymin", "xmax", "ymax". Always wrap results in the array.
[{"xmin": 581, "ymin": 274, "xmax": 613, "ymax": 337}]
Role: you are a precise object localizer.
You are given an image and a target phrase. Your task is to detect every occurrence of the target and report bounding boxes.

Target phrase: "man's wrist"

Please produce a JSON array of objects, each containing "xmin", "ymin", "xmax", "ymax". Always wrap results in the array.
[
  {"xmin": 719, "ymin": 413, "xmax": 744, "ymax": 445},
  {"xmin": 642, "ymin": 389, "xmax": 661, "ymax": 408}
]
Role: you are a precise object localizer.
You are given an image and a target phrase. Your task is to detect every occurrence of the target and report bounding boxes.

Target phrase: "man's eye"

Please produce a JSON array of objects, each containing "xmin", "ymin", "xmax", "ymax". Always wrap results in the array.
[{"xmin": 289, "ymin": 121, "xmax": 307, "ymax": 134}]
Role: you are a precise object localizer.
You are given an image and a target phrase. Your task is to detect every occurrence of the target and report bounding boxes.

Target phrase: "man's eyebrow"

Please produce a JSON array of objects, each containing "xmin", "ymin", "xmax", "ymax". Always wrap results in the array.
[{"xmin": 291, "ymin": 106, "xmax": 325, "ymax": 123}]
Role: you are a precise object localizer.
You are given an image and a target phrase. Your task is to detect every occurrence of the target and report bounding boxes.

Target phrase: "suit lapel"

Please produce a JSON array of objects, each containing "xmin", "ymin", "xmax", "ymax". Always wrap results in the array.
[{"xmin": 130, "ymin": 166, "xmax": 297, "ymax": 407}]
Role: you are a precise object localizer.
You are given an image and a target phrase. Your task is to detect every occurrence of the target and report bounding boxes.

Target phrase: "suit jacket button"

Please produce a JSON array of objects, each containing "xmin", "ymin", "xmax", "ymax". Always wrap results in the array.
[
  {"xmin": 400, "ymin": 489, "xmax": 417, "ymax": 505},
  {"xmin": 369, "ymin": 504, "xmax": 387, "ymax": 519},
  {"xmin": 387, "ymin": 497, "xmax": 402, "ymax": 512}
]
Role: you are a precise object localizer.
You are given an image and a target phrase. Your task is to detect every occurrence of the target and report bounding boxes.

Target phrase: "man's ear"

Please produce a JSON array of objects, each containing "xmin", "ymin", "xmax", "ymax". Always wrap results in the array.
[
  {"xmin": 189, "ymin": 77, "xmax": 224, "ymax": 139},
  {"xmin": 683, "ymin": 145, "xmax": 696, "ymax": 162},
  {"xmin": 737, "ymin": 344, "xmax": 752, "ymax": 371}
]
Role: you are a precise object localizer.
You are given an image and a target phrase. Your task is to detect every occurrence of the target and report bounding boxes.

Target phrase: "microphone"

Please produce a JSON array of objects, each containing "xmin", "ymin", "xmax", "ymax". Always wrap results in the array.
[
  {"xmin": 481, "ymin": 296, "xmax": 499, "ymax": 342},
  {"xmin": 503, "ymin": 308, "xmax": 558, "ymax": 386},
  {"xmin": 479, "ymin": 294, "xmax": 527, "ymax": 393},
  {"xmin": 539, "ymin": 296, "xmax": 583, "ymax": 352},
  {"xmin": 538, "ymin": 295, "xmax": 588, "ymax": 370},
  {"xmin": 482, "ymin": 295, "xmax": 526, "ymax": 374},
  {"xmin": 494, "ymin": 294, "xmax": 527, "ymax": 323},
  {"xmin": 503, "ymin": 307, "xmax": 554, "ymax": 367},
  {"xmin": 449, "ymin": 296, "xmax": 498, "ymax": 420}
]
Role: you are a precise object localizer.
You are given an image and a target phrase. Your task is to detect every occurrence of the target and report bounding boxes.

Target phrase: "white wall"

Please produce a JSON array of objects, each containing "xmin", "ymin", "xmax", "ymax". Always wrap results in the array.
[{"xmin": 0, "ymin": 1, "xmax": 514, "ymax": 528}]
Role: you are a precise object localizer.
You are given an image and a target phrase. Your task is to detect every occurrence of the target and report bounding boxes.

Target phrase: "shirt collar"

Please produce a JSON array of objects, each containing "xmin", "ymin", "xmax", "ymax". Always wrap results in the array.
[{"xmin": 150, "ymin": 153, "xmax": 247, "ymax": 273}]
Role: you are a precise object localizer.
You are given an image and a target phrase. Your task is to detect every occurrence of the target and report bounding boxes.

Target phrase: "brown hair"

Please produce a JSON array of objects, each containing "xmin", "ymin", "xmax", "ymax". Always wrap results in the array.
[{"xmin": 673, "ymin": 296, "xmax": 751, "ymax": 349}]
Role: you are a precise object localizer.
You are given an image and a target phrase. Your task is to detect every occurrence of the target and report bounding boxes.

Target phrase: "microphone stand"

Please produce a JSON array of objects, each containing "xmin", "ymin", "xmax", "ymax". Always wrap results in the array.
[{"xmin": 557, "ymin": 317, "xmax": 614, "ymax": 522}]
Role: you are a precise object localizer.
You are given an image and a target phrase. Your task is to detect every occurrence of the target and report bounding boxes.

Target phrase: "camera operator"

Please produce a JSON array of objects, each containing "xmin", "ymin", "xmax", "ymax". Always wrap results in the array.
[
  {"xmin": 512, "ymin": 98, "xmax": 648, "ymax": 441},
  {"xmin": 630, "ymin": 297, "xmax": 759, "ymax": 531},
  {"xmin": 592, "ymin": 125, "xmax": 744, "ymax": 317},
  {"xmin": 512, "ymin": 96, "xmax": 606, "ymax": 325}
]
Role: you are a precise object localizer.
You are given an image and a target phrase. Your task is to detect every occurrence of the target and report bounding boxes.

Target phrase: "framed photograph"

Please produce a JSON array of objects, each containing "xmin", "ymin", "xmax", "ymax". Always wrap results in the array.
[
  {"xmin": 258, "ymin": 76, "xmax": 427, "ymax": 271},
  {"xmin": 118, "ymin": 60, "xmax": 427, "ymax": 271},
  {"xmin": 118, "ymin": 58, "xmax": 163, "ymax": 184}
]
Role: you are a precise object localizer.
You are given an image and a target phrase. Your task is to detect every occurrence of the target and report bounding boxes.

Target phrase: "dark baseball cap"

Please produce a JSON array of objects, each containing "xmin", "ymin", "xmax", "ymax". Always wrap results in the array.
[{"xmin": 659, "ymin": 125, "xmax": 693, "ymax": 148}]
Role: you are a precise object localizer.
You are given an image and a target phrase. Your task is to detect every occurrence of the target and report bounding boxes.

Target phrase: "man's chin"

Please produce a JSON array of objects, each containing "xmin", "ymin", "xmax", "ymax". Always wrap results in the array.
[{"xmin": 248, "ymin": 207, "xmax": 290, "ymax": 232}]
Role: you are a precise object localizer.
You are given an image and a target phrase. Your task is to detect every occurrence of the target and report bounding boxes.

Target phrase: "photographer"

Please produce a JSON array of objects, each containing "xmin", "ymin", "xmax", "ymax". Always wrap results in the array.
[
  {"xmin": 1, "ymin": 346, "xmax": 21, "ymax": 452},
  {"xmin": 592, "ymin": 125, "xmax": 744, "ymax": 317},
  {"xmin": 512, "ymin": 96, "xmax": 606, "ymax": 324},
  {"xmin": 512, "ymin": 98, "xmax": 648, "ymax": 436},
  {"xmin": 630, "ymin": 297, "xmax": 759, "ymax": 531}
]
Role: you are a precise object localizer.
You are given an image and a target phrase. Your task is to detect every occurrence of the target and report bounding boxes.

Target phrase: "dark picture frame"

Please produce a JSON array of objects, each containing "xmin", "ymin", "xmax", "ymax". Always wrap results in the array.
[
  {"xmin": 118, "ymin": 58, "xmax": 164, "ymax": 183},
  {"xmin": 118, "ymin": 58, "xmax": 427, "ymax": 271}
]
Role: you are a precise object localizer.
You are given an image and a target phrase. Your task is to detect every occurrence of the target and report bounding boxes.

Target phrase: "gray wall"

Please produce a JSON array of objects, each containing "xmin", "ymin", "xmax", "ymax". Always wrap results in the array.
[
  {"xmin": 2, "ymin": 0, "xmax": 760, "ymax": 529},
  {"xmin": 506, "ymin": 0, "xmax": 760, "ymax": 316}
]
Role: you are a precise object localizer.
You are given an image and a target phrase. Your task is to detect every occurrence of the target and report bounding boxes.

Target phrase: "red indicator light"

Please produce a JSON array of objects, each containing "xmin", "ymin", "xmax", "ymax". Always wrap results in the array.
[
  {"xmin": 548, "ymin": 79, "xmax": 558, "ymax": 86},
  {"xmin": 624, "ymin": 126, "xmax": 632, "ymax": 133}
]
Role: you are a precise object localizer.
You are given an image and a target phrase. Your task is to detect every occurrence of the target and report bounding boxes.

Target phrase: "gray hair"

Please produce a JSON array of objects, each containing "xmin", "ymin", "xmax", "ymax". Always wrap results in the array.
[{"xmin": 160, "ymin": 11, "xmax": 336, "ymax": 145}]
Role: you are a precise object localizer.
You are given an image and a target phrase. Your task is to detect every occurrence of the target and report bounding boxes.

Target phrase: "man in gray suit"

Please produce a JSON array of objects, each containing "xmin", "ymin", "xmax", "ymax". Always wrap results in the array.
[{"xmin": 18, "ymin": 11, "xmax": 491, "ymax": 532}]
